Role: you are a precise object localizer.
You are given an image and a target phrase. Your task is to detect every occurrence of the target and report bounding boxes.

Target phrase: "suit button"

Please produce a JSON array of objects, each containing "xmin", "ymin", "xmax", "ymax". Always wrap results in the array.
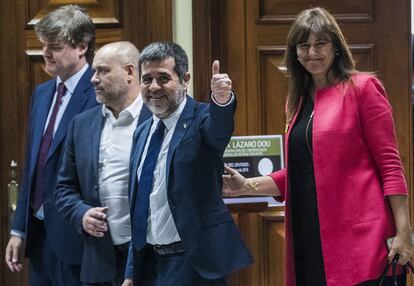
[{"xmin": 94, "ymin": 185, "xmax": 99, "ymax": 190}]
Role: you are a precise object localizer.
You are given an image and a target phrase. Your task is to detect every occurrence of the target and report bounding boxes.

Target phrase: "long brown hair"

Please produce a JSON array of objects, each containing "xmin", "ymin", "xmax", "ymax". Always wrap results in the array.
[{"xmin": 284, "ymin": 7, "xmax": 356, "ymax": 121}]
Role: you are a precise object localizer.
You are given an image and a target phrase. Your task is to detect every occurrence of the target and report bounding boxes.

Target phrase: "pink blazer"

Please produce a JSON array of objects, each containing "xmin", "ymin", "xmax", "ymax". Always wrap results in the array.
[{"xmin": 270, "ymin": 73, "xmax": 408, "ymax": 286}]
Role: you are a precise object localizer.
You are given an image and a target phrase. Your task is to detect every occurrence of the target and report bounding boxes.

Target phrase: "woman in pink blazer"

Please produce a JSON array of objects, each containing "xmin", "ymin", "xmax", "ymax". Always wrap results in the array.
[{"xmin": 223, "ymin": 7, "xmax": 414, "ymax": 286}]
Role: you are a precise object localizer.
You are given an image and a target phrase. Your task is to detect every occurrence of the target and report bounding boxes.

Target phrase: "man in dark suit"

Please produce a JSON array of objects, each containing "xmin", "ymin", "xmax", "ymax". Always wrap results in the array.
[
  {"xmin": 4, "ymin": 5, "xmax": 97, "ymax": 286},
  {"xmin": 55, "ymin": 41, "xmax": 151, "ymax": 286},
  {"xmin": 129, "ymin": 42, "xmax": 253, "ymax": 285}
]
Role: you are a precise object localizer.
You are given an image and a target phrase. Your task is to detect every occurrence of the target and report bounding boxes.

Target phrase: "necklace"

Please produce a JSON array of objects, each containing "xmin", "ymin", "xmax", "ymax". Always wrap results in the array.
[{"xmin": 305, "ymin": 110, "xmax": 314, "ymax": 155}]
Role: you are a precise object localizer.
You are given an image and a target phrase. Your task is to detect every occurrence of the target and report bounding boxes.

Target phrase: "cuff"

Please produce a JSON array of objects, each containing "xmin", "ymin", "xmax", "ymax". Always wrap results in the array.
[
  {"xmin": 11, "ymin": 229, "xmax": 26, "ymax": 240},
  {"xmin": 211, "ymin": 92, "xmax": 235, "ymax": 107}
]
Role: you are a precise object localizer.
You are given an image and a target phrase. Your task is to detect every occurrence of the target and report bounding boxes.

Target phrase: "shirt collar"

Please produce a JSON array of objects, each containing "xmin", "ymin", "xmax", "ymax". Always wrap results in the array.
[
  {"xmin": 153, "ymin": 96, "xmax": 187, "ymax": 131},
  {"xmin": 57, "ymin": 63, "xmax": 89, "ymax": 94}
]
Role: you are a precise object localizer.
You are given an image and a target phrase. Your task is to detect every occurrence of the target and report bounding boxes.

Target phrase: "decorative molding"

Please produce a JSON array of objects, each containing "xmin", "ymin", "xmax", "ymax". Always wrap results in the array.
[
  {"xmin": 257, "ymin": 46, "xmax": 287, "ymax": 73},
  {"xmin": 257, "ymin": 0, "xmax": 374, "ymax": 24},
  {"xmin": 256, "ymin": 46, "xmax": 288, "ymax": 134},
  {"xmin": 27, "ymin": 0, "xmax": 122, "ymax": 28},
  {"xmin": 349, "ymin": 44, "xmax": 376, "ymax": 71},
  {"xmin": 260, "ymin": 210, "xmax": 285, "ymax": 286}
]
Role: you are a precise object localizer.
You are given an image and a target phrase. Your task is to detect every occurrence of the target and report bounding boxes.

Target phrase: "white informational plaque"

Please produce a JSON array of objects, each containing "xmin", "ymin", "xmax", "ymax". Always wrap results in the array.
[{"xmin": 223, "ymin": 135, "xmax": 284, "ymax": 207}]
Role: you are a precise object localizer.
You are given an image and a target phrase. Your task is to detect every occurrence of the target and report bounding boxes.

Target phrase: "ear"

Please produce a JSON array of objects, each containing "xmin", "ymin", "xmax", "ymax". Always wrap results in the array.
[
  {"xmin": 182, "ymin": 72, "xmax": 191, "ymax": 89},
  {"xmin": 125, "ymin": 63, "xmax": 135, "ymax": 82},
  {"xmin": 77, "ymin": 42, "xmax": 88, "ymax": 57}
]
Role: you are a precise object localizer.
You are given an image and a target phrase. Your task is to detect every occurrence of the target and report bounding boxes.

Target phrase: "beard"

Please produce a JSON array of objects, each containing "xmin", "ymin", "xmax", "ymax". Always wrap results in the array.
[
  {"xmin": 96, "ymin": 80, "xmax": 129, "ymax": 106},
  {"xmin": 145, "ymin": 90, "xmax": 185, "ymax": 119}
]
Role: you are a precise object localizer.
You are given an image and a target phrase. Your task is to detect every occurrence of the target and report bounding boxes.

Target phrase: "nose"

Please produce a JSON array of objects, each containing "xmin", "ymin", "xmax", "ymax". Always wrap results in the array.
[
  {"xmin": 42, "ymin": 46, "xmax": 51, "ymax": 58},
  {"xmin": 149, "ymin": 79, "xmax": 161, "ymax": 91},
  {"xmin": 308, "ymin": 45, "xmax": 319, "ymax": 56},
  {"xmin": 91, "ymin": 72, "xmax": 100, "ymax": 85}
]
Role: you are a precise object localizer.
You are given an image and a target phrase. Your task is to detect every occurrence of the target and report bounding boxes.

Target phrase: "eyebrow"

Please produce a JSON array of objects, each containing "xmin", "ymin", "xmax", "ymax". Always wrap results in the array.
[
  {"xmin": 94, "ymin": 64, "xmax": 109, "ymax": 69},
  {"xmin": 142, "ymin": 72, "xmax": 172, "ymax": 77},
  {"xmin": 157, "ymin": 72, "xmax": 172, "ymax": 77}
]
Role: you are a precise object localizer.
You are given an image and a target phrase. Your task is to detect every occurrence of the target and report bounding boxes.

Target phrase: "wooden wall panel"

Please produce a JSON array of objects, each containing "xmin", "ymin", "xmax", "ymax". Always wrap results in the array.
[
  {"xmin": 257, "ymin": 47, "xmax": 288, "ymax": 135},
  {"xmin": 192, "ymin": 0, "xmax": 221, "ymax": 102},
  {"xmin": 29, "ymin": 56, "xmax": 53, "ymax": 90},
  {"xmin": 351, "ymin": 44, "xmax": 376, "ymax": 71},
  {"xmin": 1, "ymin": 0, "xmax": 25, "ymax": 284},
  {"xmin": 227, "ymin": 205, "xmax": 285, "ymax": 286},
  {"xmin": 261, "ymin": 211, "xmax": 285, "ymax": 286}
]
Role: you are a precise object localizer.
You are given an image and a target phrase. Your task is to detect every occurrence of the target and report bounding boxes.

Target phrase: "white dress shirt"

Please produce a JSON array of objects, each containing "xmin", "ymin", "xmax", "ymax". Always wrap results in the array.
[
  {"xmin": 45, "ymin": 63, "xmax": 89, "ymax": 135},
  {"xmin": 137, "ymin": 98, "xmax": 188, "ymax": 245},
  {"xmin": 99, "ymin": 95, "xmax": 143, "ymax": 245}
]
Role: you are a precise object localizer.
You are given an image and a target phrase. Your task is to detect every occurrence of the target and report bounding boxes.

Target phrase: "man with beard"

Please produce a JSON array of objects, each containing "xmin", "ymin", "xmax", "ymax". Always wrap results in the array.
[
  {"xmin": 5, "ymin": 5, "xmax": 97, "ymax": 286},
  {"xmin": 55, "ymin": 41, "xmax": 151, "ymax": 286},
  {"xmin": 128, "ymin": 42, "xmax": 253, "ymax": 285}
]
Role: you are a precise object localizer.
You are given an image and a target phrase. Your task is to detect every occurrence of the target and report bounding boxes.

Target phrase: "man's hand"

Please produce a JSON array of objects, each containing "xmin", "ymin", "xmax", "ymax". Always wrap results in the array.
[
  {"xmin": 5, "ymin": 235, "xmax": 24, "ymax": 272},
  {"xmin": 211, "ymin": 60, "xmax": 232, "ymax": 104},
  {"xmin": 82, "ymin": 206, "xmax": 109, "ymax": 237},
  {"xmin": 122, "ymin": 278, "xmax": 133, "ymax": 286}
]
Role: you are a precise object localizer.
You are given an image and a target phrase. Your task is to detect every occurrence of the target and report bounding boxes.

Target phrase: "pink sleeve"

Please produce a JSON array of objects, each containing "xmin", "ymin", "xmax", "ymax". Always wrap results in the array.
[
  {"xmin": 269, "ymin": 168, "xmax": 287, "ymax": 202},
  {"xmin": 356, "ymin": 75, "xmax": 408, "ymax": 196}
]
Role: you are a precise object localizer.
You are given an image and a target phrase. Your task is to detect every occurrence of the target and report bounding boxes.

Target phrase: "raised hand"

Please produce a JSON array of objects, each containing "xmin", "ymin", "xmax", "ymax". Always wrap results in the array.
[
  {"xmin": 211, "ymin": 60, "xmax": 232, "ymax": 104},
  {"xmin": 82, "ymin": 206, "xmax": 109, "ymax": 237}
]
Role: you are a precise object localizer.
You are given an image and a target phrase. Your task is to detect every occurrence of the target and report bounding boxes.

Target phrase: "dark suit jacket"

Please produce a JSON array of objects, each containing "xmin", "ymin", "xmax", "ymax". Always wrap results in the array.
[
  {"xmin": 55, "ymin": 103, "xmax": 151, "ymax": 283},
  {"xmin": 129, "ymin": 96, "xmax": 253, "ymax": 279},
  {"xmin": 11, "ymin": 66, "xmax": 98, "ymax": 265}
]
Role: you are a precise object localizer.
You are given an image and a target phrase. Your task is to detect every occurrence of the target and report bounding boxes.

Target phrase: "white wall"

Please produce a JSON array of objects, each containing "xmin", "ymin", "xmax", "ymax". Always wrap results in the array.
[
  {"xmin": 412, "ymin": 0, "xmax": 414, "ymax": 32},
  {"xmin": 172, "ymin": 0, "xmax": 194, "ymax": 95}
]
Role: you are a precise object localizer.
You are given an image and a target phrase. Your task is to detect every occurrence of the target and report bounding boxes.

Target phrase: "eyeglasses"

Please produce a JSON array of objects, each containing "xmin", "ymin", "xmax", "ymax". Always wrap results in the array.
[{"xmin": 297, "ymin": 40, "xmax": 331, "ymax": 52}]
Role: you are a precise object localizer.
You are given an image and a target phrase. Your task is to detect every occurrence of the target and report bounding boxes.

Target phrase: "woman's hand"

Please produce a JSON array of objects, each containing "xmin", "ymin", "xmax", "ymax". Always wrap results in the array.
[
  {"xmin": 222, "ymin": 165, "xmax": 248, "ymax": 197},
  {"xmin": 388, "ymin": 232, "xmax": 414, "ymax": 265},
  {"xmin": 388, "ymin": 195, "xmax": 414, "ymax": 265}
]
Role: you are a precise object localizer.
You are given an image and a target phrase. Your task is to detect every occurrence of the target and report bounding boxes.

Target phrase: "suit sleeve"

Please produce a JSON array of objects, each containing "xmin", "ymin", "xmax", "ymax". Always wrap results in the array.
[
  {"xmin": 200, "ymin": 95, "xmax": 237, "ymax": 153},
  {"xmin": 55, "ymin": 118, "xmax": 92, "ymax": 235},
  {"xmin": 11, "ymin": 87, "xmax": 39, "ymax": 234},
  {"xmin": 356, "ymin": 75, "xmax": 408, "ymax": 196}
]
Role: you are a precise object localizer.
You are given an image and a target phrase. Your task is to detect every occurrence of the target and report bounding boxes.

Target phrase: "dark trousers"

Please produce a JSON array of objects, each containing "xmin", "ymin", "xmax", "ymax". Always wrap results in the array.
[
  {"xmin": 82, "ymin": 242, "xmax": 130, "ymax": 286},
  {"xmin": 133, "ymin": 244, "xmax": 227, "ymax": 286},
  {"xmin": 29, "ymin": 218, "xmax": 81, "ymax": 286}
]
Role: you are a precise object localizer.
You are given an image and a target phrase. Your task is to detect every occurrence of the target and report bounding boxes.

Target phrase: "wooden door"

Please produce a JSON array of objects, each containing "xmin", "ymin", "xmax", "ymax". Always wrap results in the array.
[
  {"xmin": 0, "ymin": 1, "xmax": 172, "ymax": 285},
  {"xmin": 193, "ymin": 1, "xmax": 412, "ymax": 285}
]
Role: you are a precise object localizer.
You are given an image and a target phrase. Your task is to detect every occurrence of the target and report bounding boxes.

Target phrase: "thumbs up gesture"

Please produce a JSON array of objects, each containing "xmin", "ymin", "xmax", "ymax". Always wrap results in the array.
[{"xmin": 211, "ymin": 60, "xmax": 232, "ymax": 104}]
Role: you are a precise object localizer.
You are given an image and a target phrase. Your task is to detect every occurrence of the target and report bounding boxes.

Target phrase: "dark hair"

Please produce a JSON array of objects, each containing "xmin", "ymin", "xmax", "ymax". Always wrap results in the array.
[
  {"xmin": 284, "ymin": 7, "xmax": 356, "ymax": 121},
  {"xmin": 138, "ymin": 42, "xmax": 188, "ymax": 82},
  {"xmin": 35, "ymin": 5, "xmax": 95, "ymax": 64}
]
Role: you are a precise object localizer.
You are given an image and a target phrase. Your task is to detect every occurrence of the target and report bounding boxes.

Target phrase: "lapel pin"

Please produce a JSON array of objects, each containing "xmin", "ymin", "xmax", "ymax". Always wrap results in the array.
[{"xmin": 183, "ymin": 123, "xmax": 187, "ymax": 129}]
